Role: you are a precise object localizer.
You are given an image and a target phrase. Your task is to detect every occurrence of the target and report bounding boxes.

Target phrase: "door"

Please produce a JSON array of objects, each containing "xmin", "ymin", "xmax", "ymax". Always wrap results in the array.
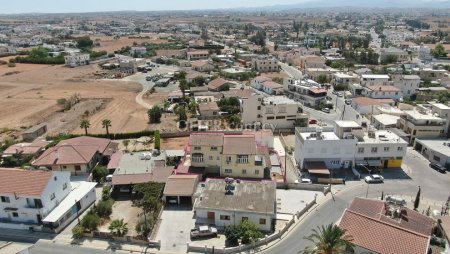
[{"xmin": 207, "ymin": 211, "xmax": 215, "ymax": 220}]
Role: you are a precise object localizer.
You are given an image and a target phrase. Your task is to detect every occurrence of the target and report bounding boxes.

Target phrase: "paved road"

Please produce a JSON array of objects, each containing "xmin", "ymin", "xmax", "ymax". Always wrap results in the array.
[
  {"xmin": 262, "ymin": 148, "xmax": 450, "ymax": 254},
  {"xmin": 26, "ymin": 240, "xmax": 133, "ymax": 254},
  {"xmin": 279, "ymin": 62, "xmax": 303, "ymax": 80}
]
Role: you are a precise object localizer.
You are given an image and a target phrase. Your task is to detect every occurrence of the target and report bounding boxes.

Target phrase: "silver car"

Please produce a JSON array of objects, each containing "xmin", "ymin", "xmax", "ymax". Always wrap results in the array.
[{"xmin": 364, "ymin": 174, "xmax": 384, "ymax": 183}]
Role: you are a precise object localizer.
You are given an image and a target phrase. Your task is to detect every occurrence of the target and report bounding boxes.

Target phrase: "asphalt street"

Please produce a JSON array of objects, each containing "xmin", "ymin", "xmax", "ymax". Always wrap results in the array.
[{"xmin": 262, "ymin": 147, "xmax": 450, "ymax": 254}]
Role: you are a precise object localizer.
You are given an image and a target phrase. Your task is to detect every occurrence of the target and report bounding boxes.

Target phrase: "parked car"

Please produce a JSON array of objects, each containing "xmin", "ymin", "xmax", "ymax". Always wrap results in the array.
[
  {"xmin": 301, "ymin": 178, "xmax": 312, "ymax": 184},
  {"xmin": 430, "ymin": 163, "xmax": 447, "ymax": 173},
  {"xmin": 364, "ymin": 174, "xmax": 384, "ymax": 183},
  {"xmin": 190, "ymin": 226, "xmax": 218, "ymax": 239},
  {"xmin": 309, "ymin": 119, "xmax": 317, "ymax": 124},
  {"xmin": 322, "ymin": 108, "xmax": 330, "ymax": 113},
  {"xmin": 146, "ymin": 76, "xmax": 152, "ymax": 81}
]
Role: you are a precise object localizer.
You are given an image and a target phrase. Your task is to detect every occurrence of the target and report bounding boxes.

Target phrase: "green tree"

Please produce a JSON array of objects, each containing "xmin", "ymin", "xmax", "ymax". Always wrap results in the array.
[
  {"xmin": 175, "ymin": 106, "xmax": 188, "ymax": 128},
  {"xmin": 433, "ymin": 43, "xmax": 447, "ymax": 58},
  {"xmin": 317, "ymin": 74, "xmax": 329, "ymax": 84},
  {"xmin": 75, "ymin": 36, "xmax": 94, "ymax": 49},
  {"xmin": 148, "ymin": 105, "xmax": 162, "ymax": 123},
  {"xmin": 92, "ymin": 165, "xmax": 108, "ymax": 183},
  {"xmin": 224, "ymin": 224, "xmax": 242, "ymax": 246},
  {"xmin": 154, "ymin": 130, "xmax": 161, "ymax": 150},
  {"xmin": 96, "ymin": 199, "xmax": 114, "ymax": 217},
  {"xmin": 72, "ymin": 225, "xmax": 85, "ymax": 239},
  {"xmin": 414, "ymin": 186, "xmax": 421, "ymax": 211},
  {"xmin": 219, "ymin": 84, "xmax": 230, "ymax": 91},
  {"xmin": 122, "ymin": 139, "xmax": 130, "ymax": 151},
  {"xmin": 81, "ymin": 213, "xmax": 100, "ymax": 231},
  {"xmin": 303, "ymin": 224, "xmax": 354, "ymax": 254},
  {"xmin": 101, "ymin": 119, "xmax": 112, "ymax": 135},
  {"xmin": 135, "ymin": 215, "xmax": 154, "ymax": 237},
  {"xmin": 179, "ymin": 79, "xmax": 189, "ymax": 99},
  {"xmin": 240, "ymin": 220, "xmax": 263, "ymax": 244},
  {"xmin": 109, "ymin": 219, "xmax": 129, "ymax": 237},
  {"xmin": 80, "ymin": 118, "xmax": 90, "ymax": 135},
  {"xmin": 228, "ymin": 115, "xmax": 241, "ymax": 128}
]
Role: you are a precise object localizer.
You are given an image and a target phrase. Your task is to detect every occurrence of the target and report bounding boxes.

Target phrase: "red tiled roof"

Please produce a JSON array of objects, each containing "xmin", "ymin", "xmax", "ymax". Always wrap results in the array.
[
  {"xmin": 367, "ymin": 85, "xmax": 400, "ymax": 92},
  {"xmin": 3, "ymin": 143, "xmax": 43, "ymax": 156},
  {"xmin": 353, "ymin": 97, "xmax": 395, "ymax": 106},
  {"xmin": 309, "ymin": 88, "xmax": 327, "ymax": 94},
  {"xmin": 189, "ymin": 133, "xmax": 224, "ymax": 147},
  {"xmin": 163, "ymin": 174, "xmax": 199, "ymax": 196},
  {"xmin": 112, "ymin": 166, "xmax": 173, "ymax": 185},
  {"xmin": 208, "ymin": 78, "xmax": 230, "ymax": 90},
  {"xmin": 340, "ymin": 197, "xmax": 433, "ymax": 254},
  {"xmin": 107, "ymin": 151, "xmax": 123, "ymax": 170},
  {"xmin": 0, "ymin": 168, "xmax": 53, "ymax": 197}
]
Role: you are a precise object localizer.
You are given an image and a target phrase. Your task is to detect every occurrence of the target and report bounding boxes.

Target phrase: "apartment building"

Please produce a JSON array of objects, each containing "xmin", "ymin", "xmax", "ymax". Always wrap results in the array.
[
  {"xmin": 130, "ymin": 47, "xmax": 147, "ymax": 56},
  {"xmin": 390, "ymin": 74, "xmax": 421, "ymax": 99},
  {"xmin": 332, "ymin": 72, "xmax": 360, "ymax": 86},
  {"xmin": 187, "ymin": 50, "xmax": 209, "ymax": 61},
  {"xmin": 361, "ymin": 85, "xmax": 402, "ymax": 100},
  {"xmin": 188, "ymin": 133, "xmax": 268, "ymax": 179},
  {"xmin": 0, "ymin": 169, "xmax": 96, "ymax": 233},
  {"xmin": 252, "ymin": 55, "xmax": 278, "ymax": 73},
  {"xmin": 397, "ymin": 103, "xmax": 450, "ymax": 145},
  {"xmin": 241, "ymin": 95, "xmax": 308, "ymax": 130},
  {"xmin": 250, "ymin": 77, "xmax": 283, "ymax": 95},
  {"xmin": 360, "ymin": 74, "xmax": 390, "ymax": 87},
  {"xmin": 379, "ymin": 47, "xmax": 409, "ymax": 63},
  {"xmin": 413, "ymin": 68, "xmax": 448, "ymax": 81},
  {"xmin": 283, "ymin": 77, "xmax": 327, "ymax": 108},
  {"xmin": 298, "ymin": 55, "xmax": 326, "ymax": 70},
  {"xmin": 64, "ymin": 53, "xmax": 90, "ymax": 67}
]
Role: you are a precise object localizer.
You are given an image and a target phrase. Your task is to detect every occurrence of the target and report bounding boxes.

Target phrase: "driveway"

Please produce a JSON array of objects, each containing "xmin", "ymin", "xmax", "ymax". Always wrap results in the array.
[{"xmin": 155, "ymin": 205, "xmax": 195, "ymax": 253}]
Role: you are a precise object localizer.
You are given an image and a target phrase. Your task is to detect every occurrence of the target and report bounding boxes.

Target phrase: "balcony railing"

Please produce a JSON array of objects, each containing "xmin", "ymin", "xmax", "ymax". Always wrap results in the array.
[{"xmin": 192, "ymin": 157, "xmax": 204, "ymax": 163}]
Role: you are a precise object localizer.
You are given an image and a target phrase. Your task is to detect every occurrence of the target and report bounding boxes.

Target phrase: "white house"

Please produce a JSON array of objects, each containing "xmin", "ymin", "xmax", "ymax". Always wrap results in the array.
[
  {"xmin": 251, "ymin": 76, "xmax": 283, "ymax": 95},
  {"xmin": 283, "ymin": 78, "xmax": 327, "ymax": 108},
  {"xmin": 64, "ymin": 53, "xmax": 90, "ymax": 67},
  {"xmin": 360, "ymin": 74, "xmax": 390, "ymax": 87},
  {"xmin": 194, "ymin": 179, "xmax": 276, "ymax": 231},
  {"xmin": 0, "ymin": 169, "xmax": 96, "ymax": 233},
  {"xmin": 362, "ymin": 85, "xmax": 403, "ymax": 100},
  {"xmin": 252, "ymin": 55, "xmax": 278, "ymax": 73},
  {"xmin": 391, "ymin": 74, "xmax": 421, "ymax": 99},
  {"xmin": 241, "ymin": 94, "xmax": 308, "ymax": 130}
]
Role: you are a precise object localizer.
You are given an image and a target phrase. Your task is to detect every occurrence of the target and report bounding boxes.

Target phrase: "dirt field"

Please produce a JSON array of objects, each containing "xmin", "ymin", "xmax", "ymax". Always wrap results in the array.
[
  {"xmin": 0, "ymin": 61, "xmax": 149, "ymax": 139},
  {"xmin": 161, "ymin": 137, "xmax": 189, "ymax": 150},
  {"xmin": 92, "ymin": 35, "xmax": 169, "ymax": 53}
]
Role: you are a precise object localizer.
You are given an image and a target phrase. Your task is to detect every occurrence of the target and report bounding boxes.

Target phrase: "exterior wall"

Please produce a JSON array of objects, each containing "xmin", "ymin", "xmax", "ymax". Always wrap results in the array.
[
  {"xmin": 355, "ymin": 141, "xmax": 407, "ymax": 168},
  {"xmin": 361, "ymin": 78, "xmax": 389, "ymax": 87},
  {"xmin": 0, "ymin": 172, "xmax": 70, "ymax": 224},
  {"xmin": 392, "ymin": 79, "xmax": 420, "ymax": 99},
  {"xmin": 363, "ymin": 89, "xmax": 402, "ymax": 100},
  {"xmin": 220, "ymin": 154, "xmax": 265, "ymax": 178},
  {"xmin": 64, "ymin": 54, "xmax": 90, "ymax": 67},
  {"xmin": 398, "ymin": 118, "xmax": 445, "ymax": 142},
  {"xmin": 195, "ymin": 208, "xmax": 273, "ymax": 231},
  {"xmin": 191, "ymin": 145, "xmax": 223, "ymax": 168},
  {"xmin": 252, "ymin": 57, "xmax": 278, "ymax": 73},
  {"xmin": 294, "ymin": 131, "xmax": 357, "ymax": 169},
  {"xmin": 193, "ymin": 64, "xmax": 214, "ymax": 72},
  {"xmin": 188, "ymin": 53, "xmax": 209, "ymax": 61}
]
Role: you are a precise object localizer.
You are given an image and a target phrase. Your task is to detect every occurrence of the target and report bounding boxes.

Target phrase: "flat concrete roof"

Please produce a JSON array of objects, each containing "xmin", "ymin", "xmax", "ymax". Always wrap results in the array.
[
  {"xmin": 335, "ymin": 120, "xmax": 360, "ymax": 128},
  {"xmin": 300, "ymin": 131, "xmax": 340, "ymax": 141},
  {"xmin": 361, "ymin": 130, "xmax": 407, "ymax": 144},
  {"xmin": 114, "ymin": 151, "xmax": 166, "ymax": 175},
  {"xmin": 373, "ymin": 114, "xmax": 400, "ymax": 126},
  {"xmin": 416, "ymin": 138, "xmax": 450, "ymax": 157}
]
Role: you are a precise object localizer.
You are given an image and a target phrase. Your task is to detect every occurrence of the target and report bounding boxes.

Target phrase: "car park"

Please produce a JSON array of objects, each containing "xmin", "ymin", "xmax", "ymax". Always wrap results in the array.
[
  {"xmin": 364, "ymin": 174, "xmax": 384, "ymax": 183},
  {"xmin": 430, "ymin": 163, "xmax": 446, "ymax": 173}
]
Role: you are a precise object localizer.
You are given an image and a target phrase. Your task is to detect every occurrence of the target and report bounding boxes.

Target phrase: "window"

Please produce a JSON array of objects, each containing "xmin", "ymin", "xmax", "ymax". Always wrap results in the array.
[
  {"xmin": 1, "ymin": 196, "xmax": 10, "ymax": 203},
  {"xmin": 50, "ymin": 193, "xmax": 55, "ymax": 201},
  {"xmin": 224, "ymin": 169, "xmax": 232, "ymax": 174},
  {"xmin": 242, "ymin": 169, "xmax": 247, "ymax": 174},
  {"xmin": 267, "ymin": 116, "xmax": 274, "ymax": 120},
  {"xmin": 54, "ymin": 176, "xmax": 58, "ymax": 181},
  {"xmin": 75, "ymin": 165, "xmax": 81, "ymax": 171},
  {"xmin": 209, "ymin": 156, "xmax": 213, "ymax": 160},
  {"xmin": 255, "ymin": 170, "xmax": 260, "ymax": 175},
  {"xmin": 194, "ymin": 146, "xmax": 201, "ymax": 151},
  {"xmin": 384, "ymin": 147, "xmax": 389, "ymax": 152},
  {"xmin": 433, "ymin": 155, "xmax": 441, "ymax": 162},
  {"xmin": 358, "ymin": 147, "xmax": 364, "ymax": 153},
  {"xmin": 211, "ymin": 146, "xmax": 217, "ymax": 151},
  {"xmin": 266, "ymin": 108, "xmax": 274, "ymax": 114},
  {"xmin": 12, "ymin": 212, "xmax": 18, "ymax": 217},
  {"xmin": 276, "ymin": 116, "xmax": 286, "ymax": 119},
  {"xmin": 237, "ymin": 155, "xmax": 249, "ymax": 164},
  {"xmin": 220, "ymin": 215, "xmax": 230, "ymax": 221},
  {"xmin": 398, "ymin": 146, "xmax": 403, "ymax": 151},
  {"xmin": 63, "ymin": 183, "xmax": 67, "ymax": 190},
  {"xmin": 257, "ymin": 106, "xmax": 261, "ymax": 110},
  {"xmin": 259, "ymin": 218, "xmax": 267, "ymax": 225},
  {"xmin": 371, "ymin": 147, "xmax": 378, "ymax": 153},
  {"xmin": 62, "ymin": 166, "xmax": 67, "ymax": 169}
]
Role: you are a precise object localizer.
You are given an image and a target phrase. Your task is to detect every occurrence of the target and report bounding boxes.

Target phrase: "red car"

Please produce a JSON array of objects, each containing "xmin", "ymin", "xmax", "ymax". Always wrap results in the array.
[{"xmin": 309, "ymin": 119, "xmax": 317, "ymax": 124}]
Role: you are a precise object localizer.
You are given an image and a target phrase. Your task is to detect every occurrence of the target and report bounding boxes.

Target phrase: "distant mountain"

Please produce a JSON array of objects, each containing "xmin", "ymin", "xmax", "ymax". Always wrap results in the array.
[{"xmin": 233, "ymin": 0, "xmax": 450, "ymax": 11}]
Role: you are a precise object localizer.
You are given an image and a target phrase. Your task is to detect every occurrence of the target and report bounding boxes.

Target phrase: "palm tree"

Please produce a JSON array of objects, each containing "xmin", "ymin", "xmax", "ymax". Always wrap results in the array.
[
  {"xmin": 179, "ymin": 79, "xmax": 189, "ymax": 100},
  {"xmin": 109, "ymin": 219, "xmax": 128, "ymax": 237},
  {"xmin": 80, "ymin": 118, "xmax": 90, "ymax": 135},
  {"xmin": 101, "ymin": 119, "xmax": 112, "ymax": 135},
  {"xmin": 303, "ymin": 224, "xmax": 354, "ymax": 254},
  {"xmin": 122, "ymin": 139, "xmax": 130, "ymax": 151}
]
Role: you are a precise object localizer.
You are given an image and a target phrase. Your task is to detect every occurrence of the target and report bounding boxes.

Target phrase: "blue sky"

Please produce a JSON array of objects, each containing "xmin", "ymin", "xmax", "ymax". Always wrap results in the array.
[{"xmin": 2, "ymin": 0, "xmax": 307, "ymax": 13}]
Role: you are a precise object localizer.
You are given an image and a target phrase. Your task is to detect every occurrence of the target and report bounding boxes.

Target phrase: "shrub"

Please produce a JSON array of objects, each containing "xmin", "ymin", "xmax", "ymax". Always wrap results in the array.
[
  {"xmin": 154, "ymin": 130, "xmax": 160, "ymax": 150},
  {"xmin": 224, "ymin": 220, "xmax": 263, "ymax": 246},
  {"xmin": 224, "ymin": 224, "xmax": 242, "ymax": 246},
  {"xmin": 72, "ymin": 225, "xmax": 85, "ymax": 239},
  {"xmin": 102, "ymin": 186, "xmax": 111, "ymax": 201},
  {"xmin": 92, "ymin": 165, "xmax": 108, "ymax": 183},
  {"xmin": 7, "ymin": 62, "xmax": 16, "ymax": 67},
  {"xmin": 95, "ymin": 198, "xmax": 114, "ymax": 218},
  {"xmin": 81, "ymin": 213, "xmax": 100, "ymax": 231},
  {"xmin": 109, "ymin": 219, "xmax": 128, "ymax": 237},
  {"xmin": 135, "ymin": 215, "xmax": 154, "ymax": 237},
  {"xmin": 148, "ymin": 106, "xmax": 162, "ymax": 123}
]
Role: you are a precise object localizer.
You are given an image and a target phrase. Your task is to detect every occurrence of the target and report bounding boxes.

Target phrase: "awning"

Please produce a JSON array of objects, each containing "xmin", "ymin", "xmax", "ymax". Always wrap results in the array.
[
  {"xmin": 305, "ymin": 161, "xmax": 330, "ymax": 175},
  {"xmin": 367, "ymin": 160, "xmax": 382, "ymax": 167},
  {"xmin": 4, "ymin": 207, "xmax": 18, "ymax": 211}
]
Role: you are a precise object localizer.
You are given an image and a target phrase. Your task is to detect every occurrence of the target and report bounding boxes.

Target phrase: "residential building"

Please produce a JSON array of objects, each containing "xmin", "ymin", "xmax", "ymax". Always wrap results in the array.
[
  {"xmin": 379, "ymin": 47, "xmax": 409, "ymax": 63},
  {"xmin": 187, "ymin": 50, "xmax": 209, "ymax": 61},
  {"xmin": 241, "ymin": 94, "xmax": 308, "ymax": 130},
  {"xmin": 198, "ymin": 102, "xmax": 220, "ymax": 119},
  {"xmin": 295, "ymin": 126, "xmax": 357, "ymax": 172},
  {"xmin": 191, "ymin": 60, "xmax": 214, "ymax": 72},
  {"xmin": 339, "ymin": 197, "xmax": 433, "ymax": 254},
  {"xmin": 163, "ymin": 174, "xmax": 200, "ymax": 205},
  {"xmin": 298, "ymin": 55, "xmax": 325, "ymax": 70},
  {"xmin": 361, "ymin": 85, "xmax": 402, "ymax": 100},
  {"xmin": 415, "ymin": 139, "xmax": 450, "ymax": 168},
  {"xmin": 416, "ymin": 87, "xmax": 449, "ymax": 101},
  {"xmin": 252, "ymin": 55, "xmax": 278, "ymax": 73},
  {"xmin": 32, "ymin": 136, "xmax": 116, "ymax": 175},
  {"xmin": 194, "ymin": 179, "xmax": 276, "ymax": 231},
  {"xmin": 332, "ymin": 72, "xmax": 360, "ymax": 87},
  {"xmin": 22, "ymin": 123, "xmax": 47, "ymax": 142},
  {"xmin": 250, "ymin": 76, "xmax": 283, "ymax": 95},
  {"xmin": 119, "ymin": 58, "xmax": 146, "ymax": 74},
  {"xmin": 188, "ymin": 133, "xmax": 269, "ymax": 179},
  {"xmin": 372, "ymin": 114, "xmax": 400, "ymax": 130},
  {"xmin": 2, "ymin": 139, "xmax": 48, "ymax": 158},
  {"xmin": 397, "ymin": 104, "xmax": 450, "ymax": 145},
  {"xmin": 351, "ymin": 97, "xmax": 395, "ymax": 115},
  {"xmin": 413, "ymin": 68, "xmax": 448, "ymax": 81},
  {"xmin": 251, "ymin": 76, "xmax": 272, "ymax": 90},
  {"xmin": 207, "ymin": 78, "xmax": 234, "ymax": 92},
  {"xmin": 0, "ymin": 169, "xmax": 96, "ymax": 233},
  {"xmin": 64, "ymin": 53, "xmax": 90, "ymax": 67},
  {"xmin": 390, "ymin": 74, "xmax": 421, "ymax": 99},
  {"xmin": 360, "ymin": 74, "xmax": 390, "ymax": 87},
  {"xmin": 283, "ymin": 78, "xmax": 327, "ymax": 108},
  {"xmin": 129, "ymin": 47, "xmax": 146, "ymax": 56},
  {"xmin": 437, "ymin": 216, "xmax": 450, "ymax": 254}
]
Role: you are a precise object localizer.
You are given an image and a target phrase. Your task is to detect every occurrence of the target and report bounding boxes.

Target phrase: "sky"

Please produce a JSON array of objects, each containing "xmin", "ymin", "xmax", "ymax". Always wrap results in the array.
[
  {"xmin": 2, "ymin": 0, "xmax": 307, "ymax": 14},
  {"xmin": 1, "ymin": 0, "xmax": 449, "ymax": 14}
]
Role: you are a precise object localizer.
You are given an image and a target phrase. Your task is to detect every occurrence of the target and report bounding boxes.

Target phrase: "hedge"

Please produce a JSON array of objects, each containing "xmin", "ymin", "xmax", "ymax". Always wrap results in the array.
[{"xmin": 46, "ymin": 130, "xmax": 155, "ymax": 146}]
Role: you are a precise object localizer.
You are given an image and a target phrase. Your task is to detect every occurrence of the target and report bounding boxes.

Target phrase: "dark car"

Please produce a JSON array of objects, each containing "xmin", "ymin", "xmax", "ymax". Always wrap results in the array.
[{"xmin": 430, "ymin": 163, "xmax": 447, "ymax": 173}]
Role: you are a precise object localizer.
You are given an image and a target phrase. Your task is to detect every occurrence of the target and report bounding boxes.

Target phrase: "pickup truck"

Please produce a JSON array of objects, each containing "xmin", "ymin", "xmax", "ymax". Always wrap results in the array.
[{"xmin": 190, "ymin": 226, "xmax": 218, "ymax": 239}]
